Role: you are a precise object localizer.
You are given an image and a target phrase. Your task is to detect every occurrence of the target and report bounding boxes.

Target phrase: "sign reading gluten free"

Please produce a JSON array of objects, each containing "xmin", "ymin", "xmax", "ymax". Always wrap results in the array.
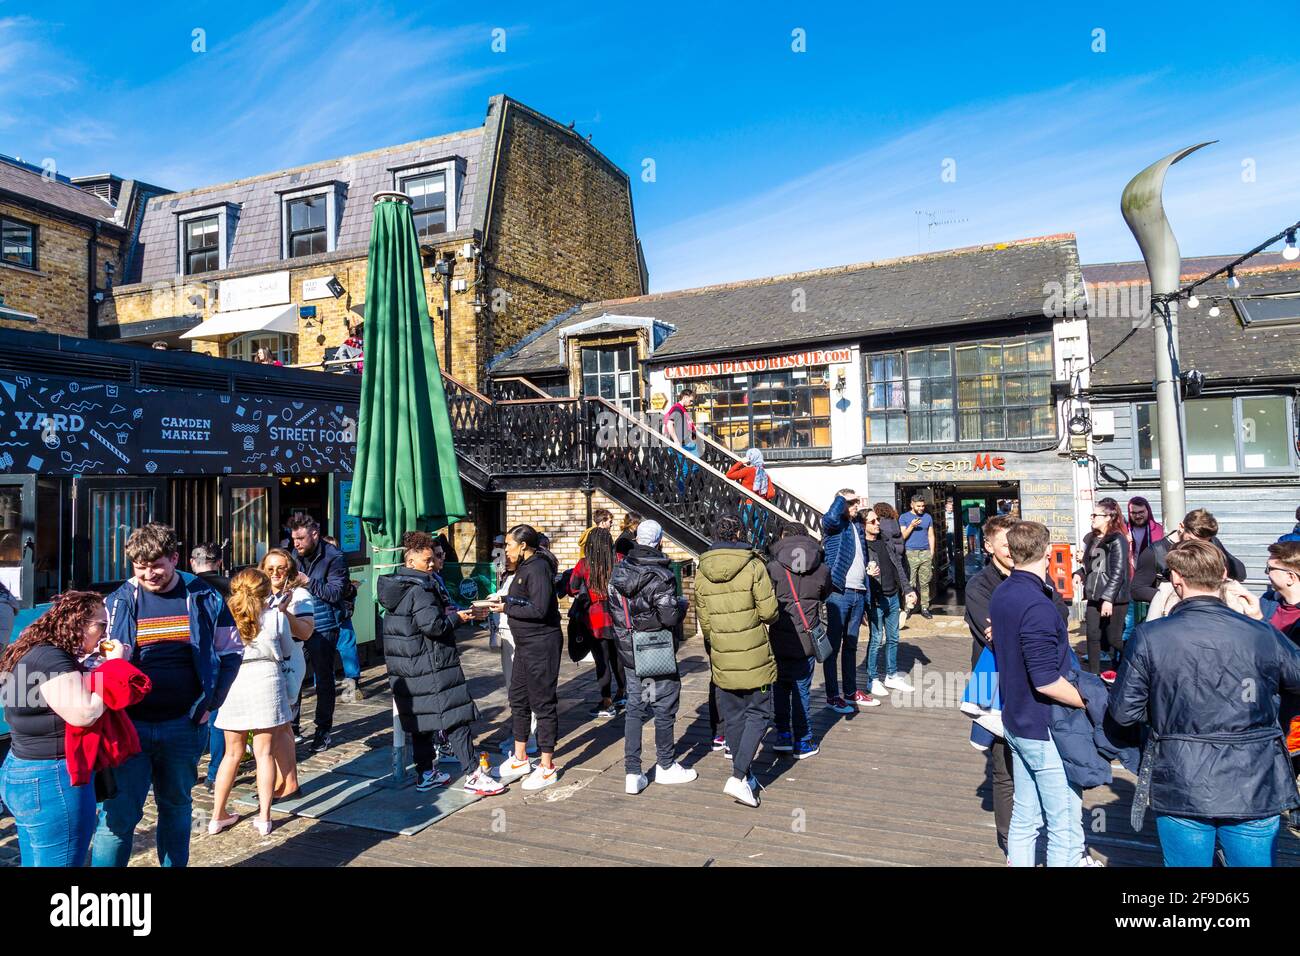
[{"xmin": 664, "ymin": 347, "xmax": 852, "ymax": 379}]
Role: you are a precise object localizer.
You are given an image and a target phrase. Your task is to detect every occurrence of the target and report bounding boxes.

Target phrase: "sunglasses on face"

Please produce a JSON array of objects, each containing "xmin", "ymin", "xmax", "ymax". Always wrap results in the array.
[{"xmin": 1267, "ymin": 565, "xmax": 1295, "ymax": 576}]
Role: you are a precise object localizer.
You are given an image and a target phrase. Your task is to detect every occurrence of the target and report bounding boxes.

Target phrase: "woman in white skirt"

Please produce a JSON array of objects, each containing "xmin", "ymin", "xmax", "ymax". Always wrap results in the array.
[
  {"xmin": 209, "ymin": 569, "xmax": 296, "ymax": 837},
  {"xmin": 261, "ymin": 548, "xmax": 314, "ymax": 797}
]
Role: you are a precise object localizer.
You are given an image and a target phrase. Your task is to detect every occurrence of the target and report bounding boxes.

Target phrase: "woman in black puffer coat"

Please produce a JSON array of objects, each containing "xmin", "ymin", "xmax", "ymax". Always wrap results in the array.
[{"xmin": 378, "ymin": 532, "xmax": 501, "ymax": 794}]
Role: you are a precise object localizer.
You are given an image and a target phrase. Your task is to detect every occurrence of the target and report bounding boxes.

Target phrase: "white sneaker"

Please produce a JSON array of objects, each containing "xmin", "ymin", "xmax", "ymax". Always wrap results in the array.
[
  {"xmin": 416, "ymin": 769, "xmax": 451, "ymax": 792},
  {"xmin": 625, "ymin": 772, "xmax": 649, "ymax": 794},
  {"xmin": 496, "ymin": 756, "xmax": 534, "ymax": 782},
  {"xmin": 870, "ymin": 679, "xmax": 890, "ymax": 698},
  {"xmin": 884, "ymin": 672, "xmax": 915, "ymax": 693},
  {"xmin": 521, "ymin": 764, "xmax": 560, "ymax": 791},
  {"xmin": 464, "ymin": 769, "xmax": 505, "ymax": 796},
  {"xmin": 1076, "ymin": 853, "xmax": 1106, "ymax": 867},
  {"xmin": 654, "ymin": 762, "xmax": 697, "ymax": 785},
  {"xmin": 723, "ymin": 775, "xmax": 758, "ymax": 808}
]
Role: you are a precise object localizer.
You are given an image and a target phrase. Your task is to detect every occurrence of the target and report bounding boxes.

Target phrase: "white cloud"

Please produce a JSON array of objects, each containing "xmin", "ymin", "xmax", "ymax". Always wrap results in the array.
[{"xmin": 643, "ymin": 74, "xmax": 1300, "ymax": 291}]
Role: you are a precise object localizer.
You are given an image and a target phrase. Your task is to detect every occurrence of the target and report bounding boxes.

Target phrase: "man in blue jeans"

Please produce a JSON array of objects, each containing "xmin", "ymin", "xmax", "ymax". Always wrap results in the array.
[
  {"xmin": 93, "ymin": 523, "xmax": 240, "ymax": 867},
  {"xmin": 990, "ymin": 520, "xmax": 1094, "ymax": 867},
  {"xmin": 291, "ymin": 514, "xmax": 351, "ymax": 752},
  {"xmin": 820, "ymin": 489, "xmax": 878, "ymax": 712},
  {"xmin": 323, "ymin": 535, "xmax": 363, "ymax": 702}
]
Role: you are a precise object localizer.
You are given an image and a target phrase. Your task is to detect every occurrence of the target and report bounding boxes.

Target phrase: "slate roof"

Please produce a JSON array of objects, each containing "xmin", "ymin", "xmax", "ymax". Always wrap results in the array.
[
  {"xmin": 1085, "ymin": 259, "xmax": 1300, "ymax": 389},
  {"xmin": 489, "ymin": 235, "xmax": 1083, "ymax": 374},
  {"xmin": 0, "ymin": 157, "xmax": 122, "ymax": 226},
  {"xmin": 127, "ymin": 127, "xmax": 486, "ymax": 284}
]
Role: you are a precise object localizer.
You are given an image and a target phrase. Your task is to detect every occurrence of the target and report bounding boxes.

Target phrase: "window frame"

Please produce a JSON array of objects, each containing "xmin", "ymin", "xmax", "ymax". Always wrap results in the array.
[
  {"xmin": 395, "ymin": 160, "xmax": 459, "ymax": 238},
  {"xmin": 863, "ymin": 332, "xmax": 1056, "ymax": 447},
  {"xmin": 1131, "ymin": 394, "xmax": 1299, "ymax": 477},
  {"xmin": 178, "ymin": 209, "xmax": 226, "ymax": 276},
  {"xmin": 226, "ymin": 331, "xmax": 295, "ymax": 366},
  {"xmin": 674, "ymin": 365, "xmax": 834, "ymax": 453},
  {"xmin": 281, "ymin": 188, "xmax": 337, "ymax": 260},
  {"xmin": 0, "ymin": 215, "xmax": 38, "ymax": 270}
]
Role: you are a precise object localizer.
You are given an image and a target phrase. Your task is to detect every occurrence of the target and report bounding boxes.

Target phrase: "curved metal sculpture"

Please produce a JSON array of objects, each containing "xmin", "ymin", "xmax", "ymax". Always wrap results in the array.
[{"xmin": 1118, "ymin": 142, "xmax": 1215, "ymax": 521}]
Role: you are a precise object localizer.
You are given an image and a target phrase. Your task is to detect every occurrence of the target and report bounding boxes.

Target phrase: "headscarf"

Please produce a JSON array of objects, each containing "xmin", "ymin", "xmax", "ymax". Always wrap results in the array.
[{"xmin": 746, "ymin": 447, "xmax": 769, "ymax": 496}]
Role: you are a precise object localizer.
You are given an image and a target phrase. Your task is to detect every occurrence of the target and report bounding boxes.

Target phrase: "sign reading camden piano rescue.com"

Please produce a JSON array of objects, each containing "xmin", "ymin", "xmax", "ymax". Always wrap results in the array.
[
  {"xmin": 663, "ymin": 347, "xmax": 853, "ymax": 379},
  {"xmin": 0, "ymin": 372, "xmax": 358, "ymax": 477}
]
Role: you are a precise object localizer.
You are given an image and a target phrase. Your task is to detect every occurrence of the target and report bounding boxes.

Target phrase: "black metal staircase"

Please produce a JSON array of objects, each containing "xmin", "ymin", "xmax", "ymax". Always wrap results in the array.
[{"xmin": 443, "ymin": 374, "xmax": 824, "ymax": 554}]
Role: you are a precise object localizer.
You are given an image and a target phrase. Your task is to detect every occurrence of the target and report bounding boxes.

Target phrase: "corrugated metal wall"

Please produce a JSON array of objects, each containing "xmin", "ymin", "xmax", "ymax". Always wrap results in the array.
[{"xmin": 1092, "ymin": 401, "xmax": 1300, "ymax": 584}]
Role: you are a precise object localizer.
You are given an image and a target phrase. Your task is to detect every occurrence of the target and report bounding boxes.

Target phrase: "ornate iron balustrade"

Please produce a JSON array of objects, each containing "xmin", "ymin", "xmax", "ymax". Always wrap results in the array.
[
  {"xmin": 687, "ymin": 431, "xmax": 825, "ymax": 533},
  {"xmin": 441, "ymin": 373, "xmax": 821, "ymax": 551}
]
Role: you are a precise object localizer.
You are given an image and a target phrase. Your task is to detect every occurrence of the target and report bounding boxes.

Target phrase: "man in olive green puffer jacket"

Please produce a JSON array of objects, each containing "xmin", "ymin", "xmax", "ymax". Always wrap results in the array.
[{"xmin": 695, "ymin": 514, "xmax": 779, "ymax": 807}]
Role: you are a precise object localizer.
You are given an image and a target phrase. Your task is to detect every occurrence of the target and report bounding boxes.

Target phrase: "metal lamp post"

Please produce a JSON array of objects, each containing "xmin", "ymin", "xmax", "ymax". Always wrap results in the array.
[{"xmin": 1120, "ymin": 142, "xmax": 1214, "ymax": 523}]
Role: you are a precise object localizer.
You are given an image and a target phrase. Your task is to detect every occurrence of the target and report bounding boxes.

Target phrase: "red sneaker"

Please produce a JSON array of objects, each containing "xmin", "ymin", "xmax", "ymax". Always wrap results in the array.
[
  {"xmin": 827, "ymin": 695, "xmax": 855, "ymax": 714},
  {"xmin": 851, "ymin": 690, "xmax": 881, "ymax": 709}
]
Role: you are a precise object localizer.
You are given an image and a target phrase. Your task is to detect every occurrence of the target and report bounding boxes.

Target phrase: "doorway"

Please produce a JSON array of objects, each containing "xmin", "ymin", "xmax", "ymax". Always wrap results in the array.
[
  {"xmin": 897, "ymin": 480, "xmax": 1021, "ymax": 606},
  {"xmin": 276, "ymin": 475, "xmax": 330, "ymax": 547}
]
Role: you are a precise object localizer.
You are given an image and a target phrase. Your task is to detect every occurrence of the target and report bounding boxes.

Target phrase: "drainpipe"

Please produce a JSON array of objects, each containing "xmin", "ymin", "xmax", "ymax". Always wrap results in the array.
[{"xmin": 87, "ymin": 222, "xmax": 101, "ymax": 332}]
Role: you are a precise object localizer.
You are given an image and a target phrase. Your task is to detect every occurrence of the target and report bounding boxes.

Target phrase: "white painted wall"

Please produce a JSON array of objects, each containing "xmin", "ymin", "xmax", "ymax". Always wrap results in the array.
[
  {"xmin": 769, "ymin": 462, "xmax": 869, "ymax": 513},
  {"xmin": 830, "ymin": 347, "xmax": 863, "ymax": 459}
]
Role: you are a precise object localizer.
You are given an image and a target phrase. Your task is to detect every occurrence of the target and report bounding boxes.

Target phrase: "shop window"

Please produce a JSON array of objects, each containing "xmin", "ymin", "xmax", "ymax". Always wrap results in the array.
[
  {"xmin": 866, "ymin": 333, "xmax": 1054, "ymax": 446},
  {"xmin": 681, "ymin": 366, "xmax": 832, "ymax": 452},
  {"xmin": 1136, "ymin": 396, "xmax": 1295, "ymax": 474},
  {"xmin": 1, "ymin": 216, "xmax": 36, "ymax": 269},
  {"xmin": 228, "ymin": 331, "xmax": 294, "ymax": 365},
  {"xmin": 90, "ymin": 488, "xmax": 155, "ymax": 585}
]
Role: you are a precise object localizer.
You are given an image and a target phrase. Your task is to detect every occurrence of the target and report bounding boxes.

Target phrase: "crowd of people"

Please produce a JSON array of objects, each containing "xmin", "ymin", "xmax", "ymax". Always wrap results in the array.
[
  {"xmin": 970, "ymin": 499, "xmax": 1300, "ymax": 868},
  {"xmin": 5, "ymin": 485, "xmax": 1300, "ymax": 868}
]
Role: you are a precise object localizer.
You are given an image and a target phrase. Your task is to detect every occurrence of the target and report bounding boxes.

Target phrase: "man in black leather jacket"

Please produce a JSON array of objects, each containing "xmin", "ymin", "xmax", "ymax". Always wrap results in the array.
[{"xmin": 1109, "ymin": 538, "xmax": 1300, "ymax": 867}]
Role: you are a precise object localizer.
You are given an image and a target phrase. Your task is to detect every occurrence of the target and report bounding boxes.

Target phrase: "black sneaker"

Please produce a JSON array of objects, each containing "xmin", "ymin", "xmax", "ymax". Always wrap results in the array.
[
  {"xmin": 309, "ymin": 733, "xmax": 332, "ymax": 754},
  {"xmin": 920, "ymin": 608, "xmax": 933, "ymax": 620}
]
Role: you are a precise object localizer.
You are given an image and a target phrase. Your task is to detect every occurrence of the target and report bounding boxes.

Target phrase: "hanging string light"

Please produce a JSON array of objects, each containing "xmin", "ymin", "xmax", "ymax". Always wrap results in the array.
[{"xmin": 1285, "ymin": 229, "xmax": 1299, "ymax": 261}]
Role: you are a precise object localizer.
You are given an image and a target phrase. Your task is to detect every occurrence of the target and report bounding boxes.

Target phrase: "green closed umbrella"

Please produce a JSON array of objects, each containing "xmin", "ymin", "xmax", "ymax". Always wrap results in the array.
[{"xmin": 349, "ymin": 192, "xmax": 466, "ymax": 562}]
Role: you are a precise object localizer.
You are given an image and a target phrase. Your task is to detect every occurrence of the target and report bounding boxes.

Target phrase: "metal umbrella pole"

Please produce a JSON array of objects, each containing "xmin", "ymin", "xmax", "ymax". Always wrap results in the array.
[{"xmin": 1120, "ymin": 142, "xmax": 1214, "ymax": 523}]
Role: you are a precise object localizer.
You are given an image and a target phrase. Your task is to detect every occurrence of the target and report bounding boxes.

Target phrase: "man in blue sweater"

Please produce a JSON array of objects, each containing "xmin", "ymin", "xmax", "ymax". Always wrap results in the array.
[{"xmin": 991, "ymin": 520, "xmax": 1092, "ymax": 867}]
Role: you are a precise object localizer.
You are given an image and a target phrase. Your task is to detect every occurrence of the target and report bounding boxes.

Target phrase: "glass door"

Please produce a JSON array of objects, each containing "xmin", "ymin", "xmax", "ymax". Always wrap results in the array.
[
  {"xmin": 72, "ymin": 476, "xmax": 168, "ymax": 591},
  {"xmin": 0, "ymin": 476, "xmax": 35, "ymax": 609},
  {"xmin": 221, "ymin": 477, "xmax": 278, "ymax": 571}
]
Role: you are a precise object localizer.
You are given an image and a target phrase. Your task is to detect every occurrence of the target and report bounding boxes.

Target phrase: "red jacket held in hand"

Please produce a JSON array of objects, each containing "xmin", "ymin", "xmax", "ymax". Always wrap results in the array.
[{"xmin": 65, "ymin": 658, "xmax": 152, "ymax": 786}]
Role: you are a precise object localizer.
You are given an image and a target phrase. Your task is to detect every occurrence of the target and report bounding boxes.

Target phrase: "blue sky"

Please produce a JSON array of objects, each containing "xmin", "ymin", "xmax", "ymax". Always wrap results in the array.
[{"xmin": 4, "ymin": 1, "xmax": 1298, "ymax": 292}]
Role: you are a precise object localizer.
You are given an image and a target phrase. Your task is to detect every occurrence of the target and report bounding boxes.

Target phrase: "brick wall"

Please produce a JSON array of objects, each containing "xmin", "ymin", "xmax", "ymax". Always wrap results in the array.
[
  {"xmin": 505, "ymin": 487, "xmax": 698, "ymax": 634},
  {"xmin": 482, "ymin": 105, "xmax": 644, "ymax": 361},
  {"xmin": 0, "ymin": 202, "xmax": 120, "ymax": 336}
]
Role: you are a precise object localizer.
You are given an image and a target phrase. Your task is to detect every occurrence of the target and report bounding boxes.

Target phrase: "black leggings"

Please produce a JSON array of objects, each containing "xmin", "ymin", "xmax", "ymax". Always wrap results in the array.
[
  {"xmin": 592, "ymin": 638, "xmax": 626, "ymax": 702},
  {"xmin": 413, "ymin": 725, "xmax": 473, "ymax": 775},
  {"xmin": 1085, "ymin": 601, "xmax": 1127, "ymax": 674}
]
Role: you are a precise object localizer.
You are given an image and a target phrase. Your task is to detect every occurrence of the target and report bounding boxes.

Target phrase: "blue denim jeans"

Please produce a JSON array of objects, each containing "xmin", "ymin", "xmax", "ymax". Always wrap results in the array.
[
  {"xmin": 91, "ymin": 715, "xmax": 206, "ymax": 867},
  {"xmin": 865, "ymin": 590, "xmax": 901, "ymax": 681},
  {"xmin": 0, "ymin": 753, "xmax": 96, "ymax": 866},
  {"xmin": 824, "ymin": 589, "xmax": 867, "ymax": 699},
  {"xmin": 774, "ymin": 655, "xmax": 814, "ymax": 741},
  {"xmin": 1156, "ymin": 814, "xmax": 1280, "ymax": 867},
  {"xmin": 337, "ymin": 620, "xmax": 361, "ymax": 680},
  {"xmin": 1003, "ymin": 727, "xmax": 1085, "ymax": 867},
  {"xmin": 676, "ymin": 441, "xmax": 698, "ymax": 495},
  {"xmin": 1121, "ymin": 602, "xmax": 1137, "ymax": 644},
  {"xmin": 205, "ymin": 709, "xmax": 223, "ymax": 785}
]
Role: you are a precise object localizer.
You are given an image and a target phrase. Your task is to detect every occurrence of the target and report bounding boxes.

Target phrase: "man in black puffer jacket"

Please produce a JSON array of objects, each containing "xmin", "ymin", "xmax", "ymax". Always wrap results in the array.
[
  {"xmin": 766, "ymin": 520, "xmax": 829, "ymax": 759},
  {"xmin": 608, "ymin": 519, "xmax": 697, "ymax": 794},
  {"xmin": 378, "ymin": 532, "xmax": 503, "ymax": 796}
]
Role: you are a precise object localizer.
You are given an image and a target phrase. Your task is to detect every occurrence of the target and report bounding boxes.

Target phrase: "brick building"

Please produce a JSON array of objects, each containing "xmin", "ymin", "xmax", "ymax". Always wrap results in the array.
[
  {"xmin": 101, "ymin": 95, "xmax": 646, "ymax": 388},
  {"xmin": 0, "ymin": 156, "xmax": 154, "ymax": 336}
]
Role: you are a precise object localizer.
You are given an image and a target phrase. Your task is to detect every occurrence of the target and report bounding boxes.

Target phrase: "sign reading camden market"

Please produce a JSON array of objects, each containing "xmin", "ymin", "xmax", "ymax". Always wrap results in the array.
[
  {"xmin": 0, "ymin": 372, "xmax": 357, "ymax": 477},
  {"xmin": 663, "ymin": 347, "xmax": 852, "ymax": 379}
]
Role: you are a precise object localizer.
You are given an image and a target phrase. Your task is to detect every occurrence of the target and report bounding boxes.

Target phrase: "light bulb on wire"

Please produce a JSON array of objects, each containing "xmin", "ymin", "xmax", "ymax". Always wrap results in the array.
[
  {"xmin": 1208, "ymin": 304, "xmax": 1221, "ymax": 317},
  {"xmin": 1187, "ymin": 294, "xmax": 1199, "ymax": 309},
  {"xmin": 1284, "ymin": 229, "xmax": 1299, "ymax": 261},
  {"xmin": 1226, "ymin": 268, "xmax": 1241, "ymax": 291}
]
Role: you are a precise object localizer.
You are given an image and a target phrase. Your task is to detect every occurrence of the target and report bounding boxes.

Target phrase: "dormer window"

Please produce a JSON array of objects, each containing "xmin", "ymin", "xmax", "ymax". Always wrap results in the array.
[
  {"xmin": 393, "ymin": 160, "xmax": 459, "ymax": 239},
  {"xmin": 177, "ymin": 207, "xmax": 229, "ymax": 275},
  {"xmin": 279, "ymin": 185, "xmax": 340, "ymax": 259}
]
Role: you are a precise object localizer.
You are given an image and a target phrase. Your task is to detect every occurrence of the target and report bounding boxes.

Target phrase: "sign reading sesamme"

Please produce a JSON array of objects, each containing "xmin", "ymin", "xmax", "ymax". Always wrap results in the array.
[{"xmin": 663, "ymin": 347, "xmax": 853, "ymax": 379}]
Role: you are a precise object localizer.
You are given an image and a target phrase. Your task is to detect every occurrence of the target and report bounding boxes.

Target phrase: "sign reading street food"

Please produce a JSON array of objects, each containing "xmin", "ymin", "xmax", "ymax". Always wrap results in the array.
[
  {"xmin": 664, "ymin": 347, "xmax": 852, "ymax": 379},
  {"xmin": 0, "ymin": 371, "xmax": 357, "ymax": 477}
]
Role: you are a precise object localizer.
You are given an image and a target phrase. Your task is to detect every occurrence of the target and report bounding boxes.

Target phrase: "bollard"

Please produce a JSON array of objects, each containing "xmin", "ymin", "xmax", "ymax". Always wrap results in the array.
[{"xmin": 392, "ymin": 698, "xmax": 410, "ymax": 784}]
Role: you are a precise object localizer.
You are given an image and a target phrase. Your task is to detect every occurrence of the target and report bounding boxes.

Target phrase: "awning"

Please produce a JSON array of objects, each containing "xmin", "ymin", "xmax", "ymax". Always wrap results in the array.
[{"xmin": 180, "ymin": 303, "xmax": 299, "ymax": 340}]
